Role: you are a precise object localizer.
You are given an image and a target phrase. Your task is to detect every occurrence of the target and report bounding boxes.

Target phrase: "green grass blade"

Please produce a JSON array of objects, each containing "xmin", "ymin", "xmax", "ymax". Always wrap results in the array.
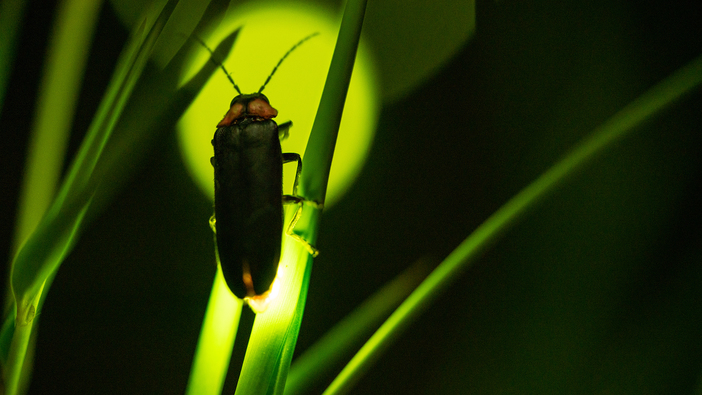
[
  {"xmin": 1, "ymin": 0, "xmax": 233, "ymax": 359},
  {"xmin": 233, "ymin": 208, "xmax": 315, "ymax": 395},
  {"xmin": 10, "ymin": 0, "xmax": 173, "ymax": 317},
  {"xmin": 299, "ymin": 0, "xmax": 368, "ymax": 205},
  {"xmin": 12, "ymin": 0, "xmax": 102, "ymax": 254},
  {"xmin": 186, "ymin": 268, "xmax": 244, "ymax": 395},
  {"xmin": 48, "ymin": 1, "xmax": 176, "ymax": 212},
  {"xmin": 234, "ymin": 2, "xmax": 368, "ymax": 393},
  {"xmin": 285, "ymin": 258, "xmax": 432, "ymax": 395},
  {"xmin": 2, "ymin": 0, "xmax": 102, "ymax": 347},
  {"xmin": 2, "ymin": 1, "xmax": 233, "ymax": 392},
  {"xmin": 323, "ymin": 54, "xmax": 702, "ymax": 395},
  {"xmin": 3, "ymin": 2, "xmax": 177, "ymax": 393},
  {"xmin": 271, "ymin": 251, "xmax": 314, "ymax": 395}
]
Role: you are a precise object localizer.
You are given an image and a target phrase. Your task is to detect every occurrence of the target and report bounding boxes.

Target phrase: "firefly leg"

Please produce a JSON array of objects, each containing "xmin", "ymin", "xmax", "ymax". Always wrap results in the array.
[
  {"xmin": 282, "ymin": 152, "xmax": 302, "ymax": 195},
  {"xmin": 282, "ymin": 152, "xmax": 322, "ymax": 256},
  {"xmin": 282, "ymin": 195, "xmax": 320, "ymax": 257},
  {"xmin": 208, "ymin": 214, "xmax": 216, "ymax": 234},
  {"xmin": 278, "ymin": 121, "xmax": 292, "ymax": 141},
  {"xmin": 282, "ymin": 152, "xmax": 323, "ymax": 208}
]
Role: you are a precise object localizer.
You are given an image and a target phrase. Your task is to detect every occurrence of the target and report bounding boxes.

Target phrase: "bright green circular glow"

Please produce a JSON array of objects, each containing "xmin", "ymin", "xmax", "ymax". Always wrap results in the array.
[{"xmin": 178, "ymin": 3, "xmax": 378, "ymax": 207}]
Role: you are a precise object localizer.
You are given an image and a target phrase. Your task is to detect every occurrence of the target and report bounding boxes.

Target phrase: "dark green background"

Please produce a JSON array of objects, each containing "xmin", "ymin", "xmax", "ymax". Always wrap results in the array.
[{"xmin": 1, "ymin": 0, "xmax": 701, "ymax": 393}]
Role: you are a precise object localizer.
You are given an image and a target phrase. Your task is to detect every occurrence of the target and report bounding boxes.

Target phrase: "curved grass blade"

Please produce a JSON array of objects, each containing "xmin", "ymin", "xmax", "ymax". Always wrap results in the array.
[
  {"xmin": 3, "ymin": 2, "xmax": 178, "ymax": 393},
  {"xmin": 233, "ymin": 1, "xmax": 368, "ymax": 394},
  {"xmin": 298, "ymin": 0, "xmax": 367, "ymax": 205},
  {"xmin": 2, "ymin": 0, "xmax": 102, "ymax": 332},
  {"xmin": 9, "ymin": 0, "xmax": 172, "ymax": 325},
  {"xmin": 1, "ymin": 0, "xmax": 233, "ymax": 355},
  {"xmin": 12, "ymin": 0, "xmax": 102, "ymax": 256},
  {"xmin": 2, "ymin": 1, "xmax": 234, "ymax": 393},
  {"xmin": 323, "ymin": 54, "xmax": 702, "ymax": 395}
]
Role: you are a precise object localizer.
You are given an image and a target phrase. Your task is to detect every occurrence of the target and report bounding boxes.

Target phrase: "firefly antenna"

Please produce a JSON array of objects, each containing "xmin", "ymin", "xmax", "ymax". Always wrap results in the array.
[
  {"xmin": 192, "ymin": 35, "xmax": 242, "ymax": 95},
  {"xmin": 258, "ymin": 32, "xmax": 319, "ymax": 93}
]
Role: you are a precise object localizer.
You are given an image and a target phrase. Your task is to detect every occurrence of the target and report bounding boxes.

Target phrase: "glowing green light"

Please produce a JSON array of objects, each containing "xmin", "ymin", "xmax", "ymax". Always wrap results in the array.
[
  {"xmin": 185, "ymin": 267, "xmax": 242, "ymax": 395},
  {"xmin": 177, "ymin": 3, "xmax": 378, "ymax": 207}
]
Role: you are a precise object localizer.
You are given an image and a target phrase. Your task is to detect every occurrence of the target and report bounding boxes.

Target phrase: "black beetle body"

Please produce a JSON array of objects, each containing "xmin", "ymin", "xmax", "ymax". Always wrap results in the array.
[
  {"xmin": 211, "ymin": 93, "xmax": 285, "ymax": 299},
  {"xmin": 197, "ymin": 33, "xmax": 320, "ymax": 305}
]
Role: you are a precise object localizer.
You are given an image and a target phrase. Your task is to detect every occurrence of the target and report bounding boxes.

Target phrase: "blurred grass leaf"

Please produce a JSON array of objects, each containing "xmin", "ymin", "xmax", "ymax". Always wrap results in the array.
[
  {"xmin": 322, "ymin": 53, "xmax": 702, "ymax": 395},
  {"xmin": 2, "ymin": 0, "xmax": 236, "ymax": 392},
  {"xmin": 12, "ymin": 0, "xmax": 102, "ymax": 256}
]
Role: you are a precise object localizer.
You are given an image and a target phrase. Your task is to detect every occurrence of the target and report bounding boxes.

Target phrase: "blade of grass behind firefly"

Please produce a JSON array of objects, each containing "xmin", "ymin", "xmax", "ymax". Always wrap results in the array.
[
  {"xmin": 3, "ymin": 0, "xmax": 233, "ymax": 362},
  {"xmin": 185, "ymin": 267, "xmax": 244, "ymax": 395},
  {"xmin": 321, "ymin": 54, "xmax": 702, "ymax": 395},
  {"xmin": 1, "ymin": 0, "xmax": 149, "ymax": 365},
  {"xmin": 4, "ymin": 0, "xmax": 102, "ymax": 336},
  {"xmin": 2, "ymin": 2, "xmax": 181, "ymax": 393},
  {"xmin": 8, "ymin": 0, "xmax": 175, "ymax": 330},
  {"xmin": 2, "ymin": 0, "xmax": 233, "ymax": 349},
  {"xmin": 3, "ymin": 2, "xmax": 235, "ymax": 394},
  {"xmin": 11, "ymin": 0, "xmax": 102, "ymax": 259},
  {"xmin": 233, "ymin": 1, "xmax": 368, "ymax": 394}
]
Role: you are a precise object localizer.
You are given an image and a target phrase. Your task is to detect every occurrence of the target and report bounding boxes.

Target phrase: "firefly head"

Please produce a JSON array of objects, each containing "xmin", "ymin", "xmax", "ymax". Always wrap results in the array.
[
  {"xmin": 192, "ymin": 32, "xmax": 318, "ymax": 127},
  {"xmin": 216, "ymin": 92, "xmax": 278, "ymax": 127}
]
